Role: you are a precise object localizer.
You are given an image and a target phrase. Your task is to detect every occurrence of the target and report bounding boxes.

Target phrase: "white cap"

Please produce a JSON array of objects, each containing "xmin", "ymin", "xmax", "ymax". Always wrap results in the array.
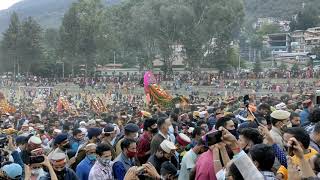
[
  {"xmin": 88, "ymin": 119, "xmax": 96, "ymax": 126},
  {"xmin": 79, "ymin": 121, "xmax": 87, "ymax": 126},
  {"xmin": 160, "ymin": 140, "xmax": 176, "ymax": 153},
  {"xmin": 275, "ymin": 102, "xmax": 287, "ymax": 110},
  {"xmin": 53, "ymin": 129, "xmax": 62, "ymax": 134},
  {"xmin": 28, "ymin": 136, "xmax": 42, "ymax": 145},
  {"xmin": 270, "ymin": 110, "xmax": 290, "ymax": 120},
  {"xmin": 188, "ymin": 127, "xmax": 195, "ymax": 134}
]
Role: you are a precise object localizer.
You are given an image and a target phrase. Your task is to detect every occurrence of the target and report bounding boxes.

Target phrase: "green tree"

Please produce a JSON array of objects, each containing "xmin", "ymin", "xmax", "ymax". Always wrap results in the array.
[
  {"xmin": 258, "ymin": 23, "xmax": 281, "ymax": 35},
  {"xmin": 290, "ymin": 5, "xmax": 320, "ymax": 31},
  {"xmin": 279, "ymin": 62, "xmax": 288, "ymax": 71},
  {"xmin": 60, "ymin": 4, "xmax": 80, "ymax": 76},
  {"xmin": 0, "ymin": 12, "xmax": 20, "ymax": 73},
  {"xmin": 253, "ymin": 59, "xmax": 262, "ymax": 73},
  {"xmin": 18, "ymin": 17, "xmax": 43, "ymax": 73}
]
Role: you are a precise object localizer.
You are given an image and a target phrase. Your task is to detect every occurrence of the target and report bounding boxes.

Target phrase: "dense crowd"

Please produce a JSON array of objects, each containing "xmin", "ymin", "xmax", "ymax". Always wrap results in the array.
[{"xmin": 0, "ymin": 87, "xmax": 320, "ymax": 180}]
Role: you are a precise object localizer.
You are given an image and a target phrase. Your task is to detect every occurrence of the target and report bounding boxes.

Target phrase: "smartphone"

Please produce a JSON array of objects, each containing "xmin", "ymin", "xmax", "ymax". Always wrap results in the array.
[
  {"xmin": 316, "ymin": 90, "xmax": 320, "ymax": 105},
  {"xmin": 288, "ymin": 141, "xmax": 295, "ymax": 157},
  {"xmin": 30, "ymin": 156, "xmax": 45, "ymax": 164},
  {"xmin": 205, "ymin": 131, "xmax": 223, "ymax": 147},
  {"xmin": 136, "ymin": 166, "xmax": 145, "ymax": 175},
  {"xmin": 243, "ymin": 95, "xmax": 250, "ymax": 107}
]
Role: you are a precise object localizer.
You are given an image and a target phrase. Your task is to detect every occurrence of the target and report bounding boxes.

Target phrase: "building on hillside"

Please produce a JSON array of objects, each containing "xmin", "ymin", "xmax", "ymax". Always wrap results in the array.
[
  {"xmin": 304, "ymin": 27, "xmax": 320, "ymax": 51},
  {"xmin": 267, "ymin": 33, "xmax": 291, "ymax": 55},
  {"xmin": 291, "ymin": 30, "xmax": 306, "ymax": 53},
  {"xmin": 253, "ymin": 17, "xmax": 290, "ymax": 32}
]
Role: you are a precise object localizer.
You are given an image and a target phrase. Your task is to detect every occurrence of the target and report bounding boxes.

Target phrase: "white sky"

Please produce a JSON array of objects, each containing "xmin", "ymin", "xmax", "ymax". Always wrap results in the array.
[{"xmin": 0, "ymin": 0, "xmax": 22, "ymax": 10}]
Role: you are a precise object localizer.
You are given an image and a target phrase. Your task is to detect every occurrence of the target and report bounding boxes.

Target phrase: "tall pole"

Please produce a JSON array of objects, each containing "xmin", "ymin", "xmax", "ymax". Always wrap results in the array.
[
  {"xmin": 62, "ymin": 62, "xmax": 65, "ymax": 79},
  {"xmin": 238, "ymin": 54, "xmax": 241, "ymax": 73},
  {"xmin": 113, "ymin": 51, "xmax": 116, "ymax": 70}
]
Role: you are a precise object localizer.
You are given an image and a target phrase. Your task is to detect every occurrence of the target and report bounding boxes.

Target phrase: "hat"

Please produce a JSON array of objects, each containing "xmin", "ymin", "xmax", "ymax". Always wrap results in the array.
[
  {"xmin": 141, "ymin": 111, "xmax": 152, "ymax": 118},
  {"xmin": 103, "ymin": 124, "xmax": 115, "ymax": 134},
  {"xmin": 54, "ymin": 133, "xmax": 68, "ymax": 145},
  {"xmin": 15, "ymin": 136, "xmax": 27, "ymax": 145},
  {"xmin": 28, "ymin": 136, "xmax": 42, "ymax": 145},
  {"xmin": 50, "ymin": 152, "xmax": 66, "ymax": 165},
  {"xmin": 87, "ymin": 128, "xmax": 102, "ymax": 139},
  {"xmin": 187, "ymin": 127, "xmax": 194, "ymax": 134},
  {"xmin": 1, "ymin": 163, "xmax": 22, "ymax": 179},
  {"xmin": 270, "ymin": 110, "xmax": 290, "ymax": 120},
  {"xmin": 31, "ymin": 148, "xmax": 44, "ymax": 156},
  {"xmin": 124, "ymin": 123, "xmax": 139, "ymax": 133},
  {"xmin": 96, "ymin": 119, "xmax": 102, "ymax": 123},
  {"xmin": 79, "ymin": 121, "xmax": 87, "ymax": 126},
  {"xmin": 160, "ymin": 140, "xmax": 176, "ymax": 153},
  {"xmin": 275, "ymin": 102, "xmax": 287, "ymax": 110},
  {"xmin": 176, "ymin": 133, "xmax": 191, "ymax": 146},
  {"xmin": 199, "ymin": 111, "xmax": 207, "ymax": 119},
  {"xmin": 85, "ymin": 143, "xmax": 97, "ymax": 151},
  {"xmin": 88, "ymin": 119, "xmax": 96, "ymax": 126},
  {"xmin": 193, "ymin": 111, "xmax": 200, "ymax": 119},
  {"xmin": 143, "ymin": 118, "xmax": 157, "ymax": 130}
]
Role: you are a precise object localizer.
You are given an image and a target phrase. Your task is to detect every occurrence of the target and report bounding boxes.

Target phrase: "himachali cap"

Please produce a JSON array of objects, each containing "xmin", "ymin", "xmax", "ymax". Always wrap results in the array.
[
  {"xmin": 176, "ymin": 133, "xmax": 191, "ymax": 146},
  {"xmin": 50, "ymin": 152, "xmax": 66, "ymax": 165},
  {"xmin": 28, "ymin": 136, "xmax": 42, "ymax": 145},
  {"xmin": 160, "ymin": 140, "xmax": 176, "ymax": 154},
  {"xmin": 270, "ymin": 110, "xmax": 290, "ymax": 120},
  {"xmin": 31, "ymin": 148, "xmax": 44, "ymax": 156},
  {"xmin": 85, "ymin": 143, "xmax": 97, "ymax": 151},
  {"xmin": 88, "ymin": 119, "xmax": 96, "ymax": 126},
  {"xmin": 79, "ymin": 121, "xmax": 87, "ymax": 126},
  {"xmin": 124, "ymin": 123, "xmax": 140, "ymax": 133},
  {"xmin": 53, "ymin": 129, "xmax": 62, "ymax": 134}
]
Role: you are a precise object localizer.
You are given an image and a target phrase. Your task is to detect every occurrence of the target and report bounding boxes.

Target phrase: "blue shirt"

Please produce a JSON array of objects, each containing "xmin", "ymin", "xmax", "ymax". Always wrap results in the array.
[
  {"xmin": 76, "ymin": 156, "xmax": 95, "ymax": 180},
  {"xmin": 300, "ymin": 108, "xmax": 310, "ymax": 125}
]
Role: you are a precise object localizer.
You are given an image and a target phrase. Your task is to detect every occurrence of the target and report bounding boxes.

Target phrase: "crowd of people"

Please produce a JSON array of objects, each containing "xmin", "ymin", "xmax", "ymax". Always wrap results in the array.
[{"xmin": 0, "ymin": 86, "xmax": 320, "ymax": 180}]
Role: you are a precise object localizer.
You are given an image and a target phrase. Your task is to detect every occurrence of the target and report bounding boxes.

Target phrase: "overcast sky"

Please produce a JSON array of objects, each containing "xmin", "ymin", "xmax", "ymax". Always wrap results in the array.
[{"xmin": 0, "ymin": 0, "xmax": 22, "ymax": 10}]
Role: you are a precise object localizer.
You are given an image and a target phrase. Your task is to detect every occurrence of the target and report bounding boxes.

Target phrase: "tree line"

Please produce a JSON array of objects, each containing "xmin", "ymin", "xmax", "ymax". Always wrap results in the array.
[{"xmin": 0, "ymin": 0, "xmax": 246, "ymax": 77}]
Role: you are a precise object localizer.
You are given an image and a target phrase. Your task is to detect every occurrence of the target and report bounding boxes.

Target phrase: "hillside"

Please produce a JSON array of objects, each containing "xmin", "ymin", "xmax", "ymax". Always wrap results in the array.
[
  {"xmin": 0, "ymin": 0, "xmax": 120, "ymax": 34},
  {"xmin": 244, "ymin": 0, "xmax": 320, "ymax": 20},
  {"xmin": 0, "ymin": 0, "xmax": 320, "ymax": 35}
]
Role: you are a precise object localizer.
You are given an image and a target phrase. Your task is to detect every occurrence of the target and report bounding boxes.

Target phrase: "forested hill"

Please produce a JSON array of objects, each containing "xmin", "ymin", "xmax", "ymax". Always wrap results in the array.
[
  {"xmin": 0, "ymin": 0, "xmax": 320, "ymax": 34},
  {"xmin": 244, "ymin": 0, "xmax": 320, "ymax": 20},
  {"xmin": 0, "ymin": 0, "xmax": 120, "ymax": 33}
]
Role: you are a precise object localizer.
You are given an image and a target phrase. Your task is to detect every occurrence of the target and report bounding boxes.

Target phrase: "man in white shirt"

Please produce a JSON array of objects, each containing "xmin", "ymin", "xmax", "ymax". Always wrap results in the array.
[{"xmin": 178, "ymin": 140, "xmax": 205, "ymax": 180}]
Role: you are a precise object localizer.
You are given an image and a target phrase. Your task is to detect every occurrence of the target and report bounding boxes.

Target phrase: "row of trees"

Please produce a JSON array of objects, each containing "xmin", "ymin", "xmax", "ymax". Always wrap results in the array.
[{"xmin": 0, "ymin": 0, "xmax": 245, "ymax": 77}]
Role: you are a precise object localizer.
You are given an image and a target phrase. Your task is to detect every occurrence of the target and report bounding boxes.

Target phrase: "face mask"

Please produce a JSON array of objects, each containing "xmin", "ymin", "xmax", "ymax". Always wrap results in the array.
[
  {"xmin": 168, "ymin": 125, "xmax": 174, "ymax": 134},
  {"xmin": 31, "ymin": 168, "xmax": 44, "ymax": 175},
  {"xmin": 228, "ymin": 129, "xmax": 238, "ymax": 138},
  {"xmin": 151, "ymin": 128, "xmax": 158, "ymax": 134},
  {"xmin": 99, "ymin": 157, "xmax": 112, "ymax": 166},
  {"xmin": 87, "ymin": 154, "xmax": 96, "ymax": 161},
  {"xmin": 127, "ymin": 150, "xmax": 137, "ymax": 158}
]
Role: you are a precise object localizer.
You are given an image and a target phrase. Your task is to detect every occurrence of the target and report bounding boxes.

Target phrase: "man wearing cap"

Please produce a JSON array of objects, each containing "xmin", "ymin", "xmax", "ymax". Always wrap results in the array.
[
  {"xmin": 113, "ymin": 139, "xmax": 137, "ymax": 180},
  {"xmin": 89, "ymin": 144, "xmax": 114, "ymax": 180},
  {"xmin": 147, "ymin": 140, "xmax": 177, "ymax": 173},
  {"xmin": 150, "ymin": 118, "xmax": 172, "ymax": 155},
  {"xmin": 270, "ymin": 110, "xmax": 291, "ymax": 149},
  {"xmin": 76, "ymin": 143, "xmax": 97, "ymax": 180},
  {"xmin": 0, "ymin": 163, "xmax": 23, "ymax": 180},
  {"xmin": 300, "ymin": 99, "xmax": 313, "ymax": 125},
  {"xmin": 175, "ymin": 133, "xmax": 191, "ymax": 164},
  {"xmin": 137, "ymin": 118, "xmax": 158, "ymax": 164},
  {"xmin": 48, "ymin": 133, "xmax": 72, "ymax": 164},
  {"xmin": 49, "ymin": 152, "xmax": 78, "ymax": 180},
  {"xmin": 115, "ymin": 123, "xmax": 140, "ymax": 156},
  {"xmin": 101, "ymin": 124, "xmax": 117, "ymax": 160}
]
